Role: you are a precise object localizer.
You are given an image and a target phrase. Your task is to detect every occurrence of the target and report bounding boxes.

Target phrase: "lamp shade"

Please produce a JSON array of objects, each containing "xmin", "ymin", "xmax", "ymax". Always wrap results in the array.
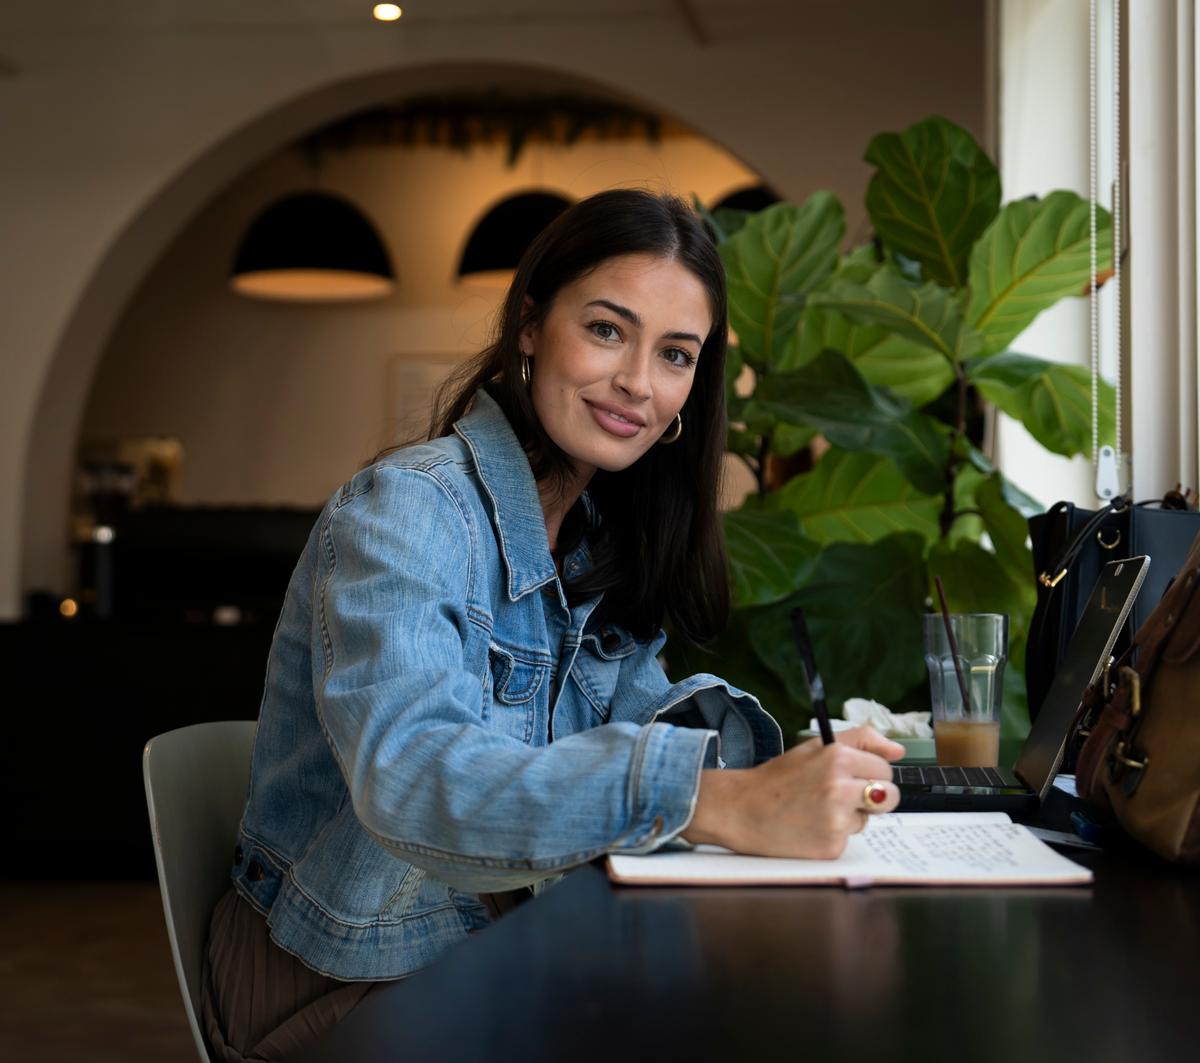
[
  {"xmin": 710, "ymin": 184, "xmax": 781, "ymax": 214},
  {"xmin": 231, "ymin": 192, "xmax": 395, "ymax": 301},
  {"xmin": 457, "ymin": 191, "xmax": 571, "ymax": 287}
]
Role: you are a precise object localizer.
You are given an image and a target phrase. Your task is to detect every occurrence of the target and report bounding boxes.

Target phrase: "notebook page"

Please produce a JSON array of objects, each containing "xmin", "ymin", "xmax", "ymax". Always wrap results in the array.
[{"xmin": 607, "ymin": 814, "xmax": 1092, "ymax": 887}]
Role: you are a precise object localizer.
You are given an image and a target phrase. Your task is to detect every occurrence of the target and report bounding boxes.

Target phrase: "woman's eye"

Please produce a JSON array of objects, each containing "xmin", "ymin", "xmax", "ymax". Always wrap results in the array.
[
  {"xmin": 589, "ymin": 321, "xmax": 620, "ymax": 342},
  {"xmin": 663, "ymin": 347, "xmax": 697, "ymax": 368}
]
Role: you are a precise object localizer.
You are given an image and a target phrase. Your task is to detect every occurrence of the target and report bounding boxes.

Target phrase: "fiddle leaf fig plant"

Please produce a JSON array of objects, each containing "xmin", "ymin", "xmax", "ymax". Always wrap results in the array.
[{"xmin": 674, "ymin": 115, "xmax": 1115, "ymax": 742}]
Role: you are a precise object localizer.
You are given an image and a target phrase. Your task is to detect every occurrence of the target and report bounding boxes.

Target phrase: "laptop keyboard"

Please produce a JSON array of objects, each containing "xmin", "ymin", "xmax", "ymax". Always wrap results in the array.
[{"xmin": 896, "ymin": 765, "xmax": 1010, "ymax": 788}]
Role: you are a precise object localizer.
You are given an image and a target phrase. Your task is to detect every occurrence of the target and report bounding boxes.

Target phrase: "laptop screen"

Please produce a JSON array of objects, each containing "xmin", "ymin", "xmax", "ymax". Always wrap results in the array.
[{"xmin": 1015, "ymin": 556, "xmax": 1149, "ymax": 799}]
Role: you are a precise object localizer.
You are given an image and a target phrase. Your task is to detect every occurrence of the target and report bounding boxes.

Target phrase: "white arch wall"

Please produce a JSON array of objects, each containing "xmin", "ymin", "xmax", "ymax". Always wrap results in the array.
[{"xmin": 1, "ymin": 2, "xmax": 986, "ymax": 617}]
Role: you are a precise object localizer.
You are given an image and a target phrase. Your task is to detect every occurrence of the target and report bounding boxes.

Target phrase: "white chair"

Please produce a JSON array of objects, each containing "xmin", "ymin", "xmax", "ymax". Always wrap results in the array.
[{"xmin": 144, "ymin": 721, "xmax": 256, "ymax": 1063}]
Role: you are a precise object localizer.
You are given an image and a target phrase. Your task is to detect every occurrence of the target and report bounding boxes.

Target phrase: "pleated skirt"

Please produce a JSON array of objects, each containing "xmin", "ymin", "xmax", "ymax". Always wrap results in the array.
[{"xmin": 201, "ymin": 888, "xmax": 387, "ymax": 1062}]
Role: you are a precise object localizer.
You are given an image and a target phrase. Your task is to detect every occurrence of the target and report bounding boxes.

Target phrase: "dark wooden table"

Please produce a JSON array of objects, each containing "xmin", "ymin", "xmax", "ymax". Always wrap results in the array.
[{"xmin": 297, "ymin": 814, "xmax": 1198, "ymax": 1063}]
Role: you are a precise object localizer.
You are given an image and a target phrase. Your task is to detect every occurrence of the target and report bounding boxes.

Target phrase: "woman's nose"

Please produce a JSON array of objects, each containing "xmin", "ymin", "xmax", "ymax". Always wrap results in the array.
[{"xmin": 613, "ymin": 351, "xmax": 652, "ymax": 400}]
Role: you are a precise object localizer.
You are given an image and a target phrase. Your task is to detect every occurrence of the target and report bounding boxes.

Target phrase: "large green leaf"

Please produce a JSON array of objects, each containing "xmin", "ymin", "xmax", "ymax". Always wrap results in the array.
[
  {"xmin": 967, "ymin": 191, "xmax": 1113, "ymax": 353},
  {"xmin": 773, "ymin": 449, "xmax": 942, "ymax": 546},
  {"xmin": 720, "ymin": 193, "xmax": 845, "ymax": 369},
  {"xmin": 864, "ymin": 116, "xmax": 1001, "ymax": 289},
  {"xmin": 795, "ymin": 256, "xmax": 957, "ymax": 404},
  {"xmin": 974, "ymin": 473, "xmax": 1035, "ymax": 590},
  {"xmin": 723, "ymin": 507, "xmax": 819, "ymax": 607},
  {"xmin": 690, "ymin": 194, "xmax": 751, "ymax": 245},
  {"xmin": 831, "ymin": 242, "xmax": 881, "ymax": 283},
  {"xmin": 713, "ymin": 208, "xmax": 753, "ymax": 243},
  {"xmin": 845, "ymin": 329, "xmax": 955, "ymax": 408},
  {"xmin": 808, "ymin": 264, "xmax": 985, "ymax": 364},
  {"xmin": 724, "ymin": 343, "xmax": 744, "ymax": 390},
  {"xmin": 927, "ymin": 538, "xmax": 1027, "ymax": 616},
  {"xmin": 726, "ymin": 425, "xmax": 760, "ymax": 458},
  {"xmin": 749, "ymin": 533, "xmax": 931, "ymax": 715},
  {"xmin": 770, "ymin": 422, "xmax": 817, "ymax": 457},
  {"xmin": 946, "ymin": 461, "xmax": 985, "ymax": 545},
  {"xmin": 964, "ymin": 444, "xmax": 1043, "ymax": 517},
  {"xmin": 750, "ymin": 350, "xmax": 950, "ymax": 495},
  {"xmin": 969, "ymin": 351, "xmax": 1115, "ymax": 457},
  {"xmin": 1000, "ymin": 634, "xmax": 1031, "ymax": 740}
]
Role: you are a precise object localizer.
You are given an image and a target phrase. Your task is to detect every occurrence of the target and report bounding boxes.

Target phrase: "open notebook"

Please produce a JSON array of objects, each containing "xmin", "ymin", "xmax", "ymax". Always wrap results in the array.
[{"xmin": 607, "ymin": 813, "xmax": 1092, "ymax": 888}]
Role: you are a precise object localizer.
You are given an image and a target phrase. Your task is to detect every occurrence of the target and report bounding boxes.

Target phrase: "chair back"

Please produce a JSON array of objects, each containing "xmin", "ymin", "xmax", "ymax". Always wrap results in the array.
[{"xmin": 143, "ymin": 721, "xmax": 256, "ymax": 1063}]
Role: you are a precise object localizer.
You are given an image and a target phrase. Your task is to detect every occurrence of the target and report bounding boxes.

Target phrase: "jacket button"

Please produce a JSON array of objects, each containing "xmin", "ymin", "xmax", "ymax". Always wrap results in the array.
[
  {"xmin": 601, "ymin": 631, "xmax": 621, "ymax": 654},
  {"xmin": 233, "ymin": 846, "xmax": 244, "ymax": 866},
  {"xmin": 247, "ymin": 860, "xmax": 265, "ymax": 882}
]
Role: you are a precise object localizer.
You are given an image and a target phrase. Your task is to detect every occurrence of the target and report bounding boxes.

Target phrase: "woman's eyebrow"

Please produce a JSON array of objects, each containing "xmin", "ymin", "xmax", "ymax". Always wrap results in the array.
[{"xmin": 585, "ymin": 299, "xmax": 703, "ymax": 347}]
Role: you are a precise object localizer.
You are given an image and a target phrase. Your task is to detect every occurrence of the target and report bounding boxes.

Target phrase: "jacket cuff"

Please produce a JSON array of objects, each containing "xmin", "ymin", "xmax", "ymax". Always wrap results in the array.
[{"xmin": 616, "ymin": 722, "xmax": 717, "ymax": 855}]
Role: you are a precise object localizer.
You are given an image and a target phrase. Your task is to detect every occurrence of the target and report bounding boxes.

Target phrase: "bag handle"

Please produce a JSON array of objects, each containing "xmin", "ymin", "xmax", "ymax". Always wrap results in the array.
[
  {"xmin": 1039, "ymin": 494, "xmax": 1130, "ymax": 588},
  {"xmin": 1037, "ymin": 490, "xmax": 1192, "ymax": 588}
]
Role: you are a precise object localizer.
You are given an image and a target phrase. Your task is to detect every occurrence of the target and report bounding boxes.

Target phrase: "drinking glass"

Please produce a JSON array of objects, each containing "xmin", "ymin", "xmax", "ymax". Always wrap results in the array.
[{"xmin": 922, "ymin": 613, "xmax": 1008, "ymax": 767}]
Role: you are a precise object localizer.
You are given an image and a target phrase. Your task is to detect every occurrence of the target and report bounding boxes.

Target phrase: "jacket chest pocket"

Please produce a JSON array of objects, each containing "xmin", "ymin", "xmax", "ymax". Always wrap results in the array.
[
  {"xmin": 571, "ymin": 626, "xmax": 637, "ymax": 722},
  {"xmin": 482, "ymin": 641, "xmax": 550, "ymax": 743}
]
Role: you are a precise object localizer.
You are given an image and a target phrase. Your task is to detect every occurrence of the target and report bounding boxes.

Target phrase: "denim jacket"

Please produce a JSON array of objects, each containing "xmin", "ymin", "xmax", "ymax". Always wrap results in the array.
[{"xmin": 231, "ymin": 388, "xmax": 783, "ymax": 980}]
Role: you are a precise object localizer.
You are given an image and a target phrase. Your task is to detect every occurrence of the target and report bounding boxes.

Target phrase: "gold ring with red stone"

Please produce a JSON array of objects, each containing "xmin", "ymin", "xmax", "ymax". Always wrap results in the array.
[{"xmin": 862, "ymin": 780, "xmax": 889, "ymax": 810}]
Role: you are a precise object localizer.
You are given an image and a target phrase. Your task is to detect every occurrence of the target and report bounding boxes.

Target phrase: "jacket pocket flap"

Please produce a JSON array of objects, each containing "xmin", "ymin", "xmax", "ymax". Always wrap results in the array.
[{"xmin": 488, "ymin": 644, "xmax": 550, "ymax": 704}]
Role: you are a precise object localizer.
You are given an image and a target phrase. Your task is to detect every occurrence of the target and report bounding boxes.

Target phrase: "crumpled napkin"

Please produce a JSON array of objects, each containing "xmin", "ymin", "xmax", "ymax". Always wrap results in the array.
[{"xmin": 809, "ymin": 697, "xmax": 933, "ymax": 739}]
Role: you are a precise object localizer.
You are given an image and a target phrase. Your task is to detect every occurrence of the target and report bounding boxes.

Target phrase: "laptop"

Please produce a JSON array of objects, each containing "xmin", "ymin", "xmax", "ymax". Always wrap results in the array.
[{"xmin": 896, "ymin": 555, "xmax": 1149, "ymax": 815}]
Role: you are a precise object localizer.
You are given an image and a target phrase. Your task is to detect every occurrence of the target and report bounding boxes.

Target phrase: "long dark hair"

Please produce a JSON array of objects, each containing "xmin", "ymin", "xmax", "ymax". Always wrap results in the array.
[{"xmin": 430, "ymin": 188, "xmax": 730, "ymax": 645}]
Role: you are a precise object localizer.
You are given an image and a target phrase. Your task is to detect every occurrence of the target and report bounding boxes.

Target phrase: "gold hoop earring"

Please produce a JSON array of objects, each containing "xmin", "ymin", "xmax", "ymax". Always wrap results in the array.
[
  {"xmin": 659, "ymin": 412, "xmax": 683, "ymax": 445},
  {"xmin": 520, "ymin": 356, "xmax": 531, "ymax": 387}
]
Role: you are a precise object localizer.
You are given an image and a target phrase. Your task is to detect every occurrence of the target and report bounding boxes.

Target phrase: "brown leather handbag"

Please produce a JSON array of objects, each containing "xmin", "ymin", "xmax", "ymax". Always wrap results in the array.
[{"xmin": 1075, "ymin": 531, "xmax": 1200, "ymax": 863}]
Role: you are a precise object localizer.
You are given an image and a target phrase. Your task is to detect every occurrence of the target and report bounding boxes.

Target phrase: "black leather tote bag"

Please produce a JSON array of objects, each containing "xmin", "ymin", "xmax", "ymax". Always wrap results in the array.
[{"xmin": 1026, "ymin": 492, "xmax": 1200, "ymax": 721}]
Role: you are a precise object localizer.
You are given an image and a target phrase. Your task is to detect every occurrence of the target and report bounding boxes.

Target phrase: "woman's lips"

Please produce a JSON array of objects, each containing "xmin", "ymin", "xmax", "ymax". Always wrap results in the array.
[{"xmin": 585, "ymin": 400, "xmax": 643, "ymax": 438}]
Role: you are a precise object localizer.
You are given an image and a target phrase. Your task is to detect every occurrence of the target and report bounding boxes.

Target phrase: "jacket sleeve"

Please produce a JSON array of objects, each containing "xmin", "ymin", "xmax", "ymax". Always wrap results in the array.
[
  {"xmin": 313, "ymin": 463, "xmax": 719, "ymax": 892},
  {"xmin": 608, "ymin": 633, "xmax": 785, "ymax": 770}
]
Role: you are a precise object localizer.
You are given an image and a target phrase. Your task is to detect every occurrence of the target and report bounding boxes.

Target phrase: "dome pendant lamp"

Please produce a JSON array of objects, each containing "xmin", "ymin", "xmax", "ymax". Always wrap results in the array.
[
  {"xmin": 457, "ymin": 191, "xmax": 571, "ymax": 288},
  {"xmin": 231, "ymin": 192, "xmax": 395, "ymax": 301}
]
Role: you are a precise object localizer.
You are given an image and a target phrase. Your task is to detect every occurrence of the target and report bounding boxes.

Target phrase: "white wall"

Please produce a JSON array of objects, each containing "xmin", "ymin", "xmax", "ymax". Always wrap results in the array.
[{"xmin": 0, "ymin": 1, "xmax": 986, "ymax": 615}]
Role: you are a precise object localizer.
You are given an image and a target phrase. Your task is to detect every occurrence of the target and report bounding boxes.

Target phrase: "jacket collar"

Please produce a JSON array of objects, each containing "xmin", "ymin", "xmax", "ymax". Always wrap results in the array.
[{"xmin": 454, "ymin": 388, "xmax": 560, "ymax": 601}]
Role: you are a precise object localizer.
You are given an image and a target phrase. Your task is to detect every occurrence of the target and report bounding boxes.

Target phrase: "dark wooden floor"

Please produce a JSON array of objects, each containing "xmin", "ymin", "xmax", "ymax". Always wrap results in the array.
[{"xmin": 0, "ymin": 880, "xmax": 195, "ymax": 1062}]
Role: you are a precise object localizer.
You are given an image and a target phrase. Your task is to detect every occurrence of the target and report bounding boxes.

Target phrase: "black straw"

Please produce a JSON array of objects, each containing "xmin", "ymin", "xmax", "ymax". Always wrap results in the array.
[{"xmin": 934, "ymin": 575, "xmax": 972, "ymax": 716}]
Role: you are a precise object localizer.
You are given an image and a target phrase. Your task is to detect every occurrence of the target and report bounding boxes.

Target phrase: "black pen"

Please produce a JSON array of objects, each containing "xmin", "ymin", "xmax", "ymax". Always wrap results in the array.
[{"xmin": 790, "ymin": 606, "xmax": 834, "ymax": 745}]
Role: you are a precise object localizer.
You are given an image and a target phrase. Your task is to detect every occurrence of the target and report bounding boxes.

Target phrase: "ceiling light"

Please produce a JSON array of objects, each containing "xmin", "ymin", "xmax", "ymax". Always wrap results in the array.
[
  {"xmin": 373, "ymin": 4, "xmax": 402, "ymax": 21},
  {"xmin": 458, "ymin": 191, "xmax": 572, "ymax": 287},
  {"xmin": 710, "ymin": 184, "xmax": 781, "ymax": 214},
  {"xmin": 231, "ymin": 193, "xmax": 395, "ymax": 302}
]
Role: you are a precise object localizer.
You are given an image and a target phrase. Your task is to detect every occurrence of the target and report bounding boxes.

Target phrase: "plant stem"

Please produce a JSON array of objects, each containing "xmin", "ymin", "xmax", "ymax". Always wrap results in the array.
[
  {"xmin": 939, "ymin": 469, "xmax": 957, "ymax": 538},
  {"xmin": 956, "ymin": 365, "xmax": 968, "ymax": 441},
  {"xmin": 939, "ymin": 365, "xmax": 971, "ymax": 538},
  {"xmin": 756, "ymin": 434, "xmax": 771, "ymax": 496}
]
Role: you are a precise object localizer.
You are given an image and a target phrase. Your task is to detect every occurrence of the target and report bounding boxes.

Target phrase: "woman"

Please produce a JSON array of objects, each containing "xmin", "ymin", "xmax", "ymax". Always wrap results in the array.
[{"xmin": 203, "ymin": 188, "xmax": 903, "ymax": 1060}]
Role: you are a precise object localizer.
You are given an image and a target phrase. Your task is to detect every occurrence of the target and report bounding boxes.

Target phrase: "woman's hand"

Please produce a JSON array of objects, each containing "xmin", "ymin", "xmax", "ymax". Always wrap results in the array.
[{"xmin": 681, "ymin": 726, "xmax": 905, "ymax": 860}]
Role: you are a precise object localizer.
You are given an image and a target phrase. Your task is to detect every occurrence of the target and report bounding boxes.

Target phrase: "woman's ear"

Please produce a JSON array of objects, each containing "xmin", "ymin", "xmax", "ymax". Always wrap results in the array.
[{"xmin": 519, "ymin": 294, "xmax": 538, "ymax": 356}]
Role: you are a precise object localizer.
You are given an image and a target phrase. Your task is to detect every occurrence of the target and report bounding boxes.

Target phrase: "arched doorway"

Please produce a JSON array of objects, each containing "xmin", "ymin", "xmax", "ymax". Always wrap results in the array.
[{"xmin": 20, "ymin": 60, "xmax": 773, "ymax": 604}]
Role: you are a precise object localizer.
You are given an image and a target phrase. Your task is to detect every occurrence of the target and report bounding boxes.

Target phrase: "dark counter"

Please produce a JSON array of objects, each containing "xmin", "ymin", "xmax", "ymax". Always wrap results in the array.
[{"xmin": 296, "ymin": 842, "xmax": 1198, "ymax": 1063}]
